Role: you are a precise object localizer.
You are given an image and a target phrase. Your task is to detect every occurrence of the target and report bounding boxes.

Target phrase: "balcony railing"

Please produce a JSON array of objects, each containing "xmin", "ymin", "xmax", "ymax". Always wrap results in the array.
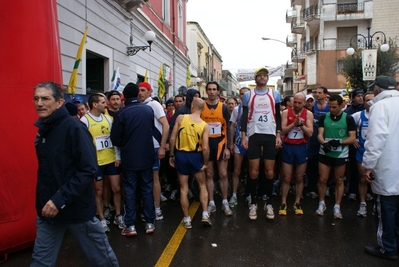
[
  {"xmin": 337, "ymin": 2, "xmax": 364, "ymax": 14},
  {"xmin": 303, "ymin": 41, "xmax": 316, "ymax": 53},
  {"xmin": 303, "ymin": 5, "xmax": 320, "ymax": 21}
]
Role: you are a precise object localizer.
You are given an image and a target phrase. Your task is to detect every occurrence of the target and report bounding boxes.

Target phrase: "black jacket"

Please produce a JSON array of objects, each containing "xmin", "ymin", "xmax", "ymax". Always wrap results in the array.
[
  {"xmin": 111, "ymin": 98, "xmax": 155, "ymax": 170},
  {"xmin": 34, "ymin": 106, "xmax": 97, "ymax": 223}
]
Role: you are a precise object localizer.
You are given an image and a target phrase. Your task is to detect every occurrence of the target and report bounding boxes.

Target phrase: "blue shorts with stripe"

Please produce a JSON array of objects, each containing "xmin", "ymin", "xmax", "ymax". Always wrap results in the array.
[
  {"xmin": 175, "ymin": 151, "xmax": 203, "ymax": 175},
  {"xmin": 281, "ymin": 143, "xmax": 308, "ymax": 165}
]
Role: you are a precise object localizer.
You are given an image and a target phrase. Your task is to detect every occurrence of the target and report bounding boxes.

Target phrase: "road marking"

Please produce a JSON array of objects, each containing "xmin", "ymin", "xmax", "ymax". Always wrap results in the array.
[{"xmin": 155, "ymin": 201, "xmax": 200, "ymax": 267}]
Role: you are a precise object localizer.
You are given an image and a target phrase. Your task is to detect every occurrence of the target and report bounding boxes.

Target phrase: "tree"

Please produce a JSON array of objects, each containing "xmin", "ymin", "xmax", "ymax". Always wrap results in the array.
[{"xmin": 341, "ymin": 38, "xmax": 399, "ymax": 91}]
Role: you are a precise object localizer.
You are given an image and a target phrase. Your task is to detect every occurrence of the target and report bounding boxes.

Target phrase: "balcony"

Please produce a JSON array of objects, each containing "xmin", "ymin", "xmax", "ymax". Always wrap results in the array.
[
  {"xmin": 285, "ymin": 61, "xmax": 297, "ymax": 71},
  {"xmin": 291, "ymin": 0, "xmax": 301, "ymax": 5},
  {"xmin": 303, "ymin": 41, "xmax": 316, "ymax": 54},
  {"xmin": 292, "ymin": 50, "xmax": 305, "ymax": 63},
  {"xmin": 291, "ymin": 20, "xmax": 305, "ymax": 34},
  {"xmin": 219, "ymin": 80, "xmax": 228, "ymax": 92},
  {"xmin": 303, "ymin": 5, "xmax": 320, "ymax": 22},
  {"xmin": 286, "ymin": 34, "xmax": 297, "ymax": 46},
  {"xmin": 322, "ymin": 1, "xmax": 372, "ymax": 21},
  {"xmin": 286, "ymin": 9, "xmax": 297, "ymax": 23}
]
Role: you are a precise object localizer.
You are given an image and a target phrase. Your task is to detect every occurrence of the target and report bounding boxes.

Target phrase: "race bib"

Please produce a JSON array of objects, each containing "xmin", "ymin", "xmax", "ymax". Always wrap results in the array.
[
  {"xmin": 95, "ymin": 135, "xmax": 113, "ymax": 151},
  {"xmin": 360, "ymin": 127, "xmax": 367, "ymax": 140},
  {"xmin": 287, "ymin": 127, "xmax": 304, "ymax": 139},
  {"xmin": 208, "ymin": 122, "xmax": 221, "ymax": 135}
]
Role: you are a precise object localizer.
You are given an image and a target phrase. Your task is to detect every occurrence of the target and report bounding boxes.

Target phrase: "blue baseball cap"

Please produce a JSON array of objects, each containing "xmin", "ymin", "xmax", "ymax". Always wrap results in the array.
[{"xmin": 73, "ymin": 96, "xmax": 83, "ymax": 103}]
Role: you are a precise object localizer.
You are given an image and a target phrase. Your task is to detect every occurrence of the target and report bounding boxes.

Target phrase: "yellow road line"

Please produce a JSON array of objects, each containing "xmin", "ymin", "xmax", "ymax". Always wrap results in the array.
[{"xmin": 155, "ymin": 201, "xmax": 200, "ymax": 267}]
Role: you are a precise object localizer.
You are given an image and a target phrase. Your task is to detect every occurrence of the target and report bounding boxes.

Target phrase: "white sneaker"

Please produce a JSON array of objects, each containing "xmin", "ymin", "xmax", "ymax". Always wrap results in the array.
[
  {"xmin": 333, "ymin": 205, "xmax": 343, "ymax": 220},
  {"xmin": 357, "ymin": 203, "xmax": 367, "ymax": 217},
  {"xmin": 348, "ymin": 193, "xmax": 356, "ymax": 201},
  {"xmin": 101, "ymin": 218, "xmax": 110, "ymax": 232},
  {"xmin": 366, "ymin": 193, "xmax": 374, "ymax": 201},
  {"xmin": 169, "ymin": 190, "xmax": 177, "ymax": 200},
  {"xmin": 160, "ymin": 193, "xmax": 168, "ymax": 202},
  {"xmin": 182, "ymin": 220, "xmax": 192, "ymax": 229},
  {"xmin": 316, "ymin": 203, "xmax": 326, "ymax": 216},
  {"xmin": 222, "ymin": 202, "xmax": 233, "ymax": 216},
  {"xmin": 113, "ymin": 215, "xmax": 126, "ymax": 229},
  {"xmin": 249, "ymin": 204, "xmax": 258, "ymax": 220},
  {"xmin": 156, "ymin": 209, "xmax": 164, "ymax": 221},
  {"xmin": 207, "ymin": 204, "xmax": 216, "ymax": 214},
  {"xmin": 201, "ymin": 214, "xmax": 212, "ymax": 226},
  {"xmin": 264, "ymin": 204, "xmax": 275, "ymax": 220},
  {"xmin": 245, "ymin": 195, "xmax": 252, "ymax": 208},
  {"xmin": 325, "ymin": 187, "xmax": 330, "ymax": 198}
]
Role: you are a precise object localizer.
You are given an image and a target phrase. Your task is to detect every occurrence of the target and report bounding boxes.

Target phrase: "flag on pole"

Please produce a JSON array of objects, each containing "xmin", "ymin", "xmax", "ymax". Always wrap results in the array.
[
  {"xmin": 67, "ymin": 27, "xmax": 88, "ymax": 94},
  {"xmin": 144, "ymin": 69, "xmax": 148, "ymax": 82},
  {"xmin": 111, "ymin": 67, "xmax": 121, "ymax": 91},
  {"xmin": 345, "ymin": 77, "xmax": 351, "ymax": 95},
  {"xmin": 186, "ymin": 65, "xmax": 191, "ymax": 88},
  {"xmin": 158, "ymin": 64, "xmax": 165, "ymax": 98}
]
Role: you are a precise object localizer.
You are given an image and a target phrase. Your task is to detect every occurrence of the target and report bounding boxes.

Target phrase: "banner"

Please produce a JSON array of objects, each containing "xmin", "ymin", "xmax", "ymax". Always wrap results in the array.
[
  {"xmin": 362, "ymin": 49, "xmax": 377, "ymax": 81},
  {"xmin": 158, "ymin": 64, "xmax": 165, "ymax": 98},
  {"xmin": 67, "ymin": 27, "xmax": 88, "ymax": 94},
  {"xmin": 294, "ymin": 75, "xmax": 306, "ymax": 84}
]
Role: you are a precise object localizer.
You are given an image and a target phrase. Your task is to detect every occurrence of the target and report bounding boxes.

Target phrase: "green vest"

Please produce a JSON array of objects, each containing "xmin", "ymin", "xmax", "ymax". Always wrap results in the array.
[{"xmin": 319, "ymin": 112, "xmax": 349, "ymax": 158}]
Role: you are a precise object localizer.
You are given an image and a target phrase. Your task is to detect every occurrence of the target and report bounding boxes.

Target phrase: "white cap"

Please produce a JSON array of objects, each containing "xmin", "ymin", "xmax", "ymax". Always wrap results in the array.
[{"xmin": 306, "ymin": 94, "xmax": 314, "ymax": 101}]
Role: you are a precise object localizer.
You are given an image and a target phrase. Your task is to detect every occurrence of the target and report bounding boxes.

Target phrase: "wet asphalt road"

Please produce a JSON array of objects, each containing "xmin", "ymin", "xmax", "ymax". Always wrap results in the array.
[{"xmin": 2, "ymin": 193, "xmax": 398, "ymax": 267}]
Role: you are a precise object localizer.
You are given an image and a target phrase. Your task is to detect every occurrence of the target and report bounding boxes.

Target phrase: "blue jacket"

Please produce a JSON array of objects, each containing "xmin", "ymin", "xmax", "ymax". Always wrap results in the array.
[
  {"xmin": 34, "ymin": 105, "xmax": 97, "ymax": 223},
  {"xmin": 111, "ymin": 98, "xmax": 155, "ymax": 170}
]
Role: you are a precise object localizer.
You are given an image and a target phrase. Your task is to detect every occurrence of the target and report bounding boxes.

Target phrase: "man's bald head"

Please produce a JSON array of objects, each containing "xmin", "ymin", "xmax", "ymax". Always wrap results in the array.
[{"xmin": 191, "ymin": 97, "xmax": 204, "ymax": 112}]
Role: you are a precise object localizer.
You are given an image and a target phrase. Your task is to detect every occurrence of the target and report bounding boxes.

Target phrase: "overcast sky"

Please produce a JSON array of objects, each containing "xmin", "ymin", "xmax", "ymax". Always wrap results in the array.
[{"xmin": 187, "ymin": 0, "xmax": 292, "ymax": 74}]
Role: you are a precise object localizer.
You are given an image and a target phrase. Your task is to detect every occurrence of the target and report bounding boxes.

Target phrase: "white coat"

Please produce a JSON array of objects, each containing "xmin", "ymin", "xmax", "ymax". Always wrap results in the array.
[{"xmin": 362, "ymin": 90, "xmax": 399, "ymax": 195}]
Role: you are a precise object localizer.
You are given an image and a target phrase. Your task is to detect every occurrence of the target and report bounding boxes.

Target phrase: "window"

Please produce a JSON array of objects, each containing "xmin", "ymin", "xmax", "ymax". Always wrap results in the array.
[
  {"xmin": 162, "ymin": 0, "xmax": 170, "ymax": 26},
  {"xmin": 177, "ymin": 0, "xmax": 183, "ymax": 40},
  {"xmin": 337, "ymin": 26, "xmax": 357, "ymax": 50},
  {"xmin": 337, "ymin": 59, "xmax": 344, "ymax": 74}
]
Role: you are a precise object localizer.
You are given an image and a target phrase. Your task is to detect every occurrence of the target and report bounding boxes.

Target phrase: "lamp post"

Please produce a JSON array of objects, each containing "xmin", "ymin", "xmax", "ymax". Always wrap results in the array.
[
  {"xmin": 346, "ymin": 27, "xmax": 389, "ymax": 81},
  {"xmin": 126, "ymin": 30, "xmax": 156, "ymax": 56},
  {"xmin": 261, "ymin": 37, "xmax": 299, "ymax": 92}
]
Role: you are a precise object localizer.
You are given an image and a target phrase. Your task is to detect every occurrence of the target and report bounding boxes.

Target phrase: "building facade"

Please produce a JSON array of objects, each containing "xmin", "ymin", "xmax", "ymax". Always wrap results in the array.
[
  {"xmin": 285, "ymin": 0, "xmax": 399, "ymax": 94},
  {"xmin": 58, "ymin": 0, "xmax": 189, "ymax": 100}
]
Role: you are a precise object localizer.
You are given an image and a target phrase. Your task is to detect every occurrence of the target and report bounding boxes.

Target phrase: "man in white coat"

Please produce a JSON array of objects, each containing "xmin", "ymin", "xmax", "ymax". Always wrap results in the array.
[{"xmin": 363, "ymin": 75, "xmax": 399, "ymax": 261}]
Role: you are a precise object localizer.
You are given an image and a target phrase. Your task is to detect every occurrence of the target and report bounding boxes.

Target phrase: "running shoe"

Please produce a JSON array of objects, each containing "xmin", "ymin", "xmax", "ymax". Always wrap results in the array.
[
  {"xmin": 333, "ymin": 205, "xmax": 343, "ymax": 220},
  {"xmin": 249, "ymin": 204, "xmax": 258, "ymax": 220},
  {"xmin": 104, "ymin": 207, "xmax": 112, "ymax": 220},
  {"xmin": 264, "ymin": 204, "xmax": 275, "ymax": 220},
  {"xmin": 182, "ymin": 220, "xmax": 192, "ymax": 229},
  {"xmin": 357, "ymin": 203, "xmax": 367, "ymax": 217},
  {"xmin": 316, "ymin": 203, "xmax": 326, "ymax": 216},
  {"xmin": 145, "ymin": 223, "xmax": 155, "ymax": 234},
  {"xmin": 222, "ymin": 202, "xmax": 233, "ymax": 216},
  {"xmin": 169, "ymin": 190, "xmax": 177, "ymax": 200},
  {"xmin": 156, "ymin": 209, "xmax": 164, "ymax": 221},
  {"xmin": 278, "ymin": 203, "xmax": 287, "ymax": 216},
  {"xmin": 348, "ymin": 193, "xmax": 357, "ymax": 201},
  {"xmin": 366, "ymin": 193, "xmax": 374, "ymax": 201},
  {"xmin": 113, "ymin": 215, "xmax": 126, "ymax": 229},
  {"xmin": 207, "ymin": 204, "xmax": 216, "ymax": 214},
  {"xmin": 101, "ymin": 218, "xmax": 110, "ymax": 233},
  {"xmin": 201, "ymin": 214, "xmax": 212, "ymax": 226},
  {"xmin": 293, "ymin": 202, "xmax": 303, "ymax": 215},
  {"xmin": 309, "ymin": 192, "xmax": 318, "ymax": 199},
  {"xmin": 160, "ymin": 193, "xmax": 168, "ymax": 202},
  {"xmin": 122, "ymin": 225, "xmax": 137, "ymax": 236},
  {"xmin": 229, "ymin": 196, "xmax": 238, "ymax": 208}
]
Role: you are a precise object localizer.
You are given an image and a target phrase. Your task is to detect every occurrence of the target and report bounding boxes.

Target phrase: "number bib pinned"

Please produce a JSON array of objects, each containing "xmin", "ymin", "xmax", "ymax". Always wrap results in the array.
[
  {"xmin": 208, "ymin": 122, "xmax": 222, "ymax": 135},
  {"xmin": 95, "ymin": 135, "xmax": 113, "ymax": 151}
]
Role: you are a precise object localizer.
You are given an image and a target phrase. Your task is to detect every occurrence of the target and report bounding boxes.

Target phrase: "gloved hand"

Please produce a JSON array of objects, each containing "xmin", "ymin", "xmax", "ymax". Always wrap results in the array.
[
  {"xmin": 328, "ymin": 139, "xmax": 341, "ymax": 148},
  {"xmin": 323, "ymin": 143, "xmax": 332, "ymax": 153}
]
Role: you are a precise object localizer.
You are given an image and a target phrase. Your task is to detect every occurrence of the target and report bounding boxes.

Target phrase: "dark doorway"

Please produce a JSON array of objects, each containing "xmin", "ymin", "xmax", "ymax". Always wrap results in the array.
[{"xmin": 86, "ymin": 51, "xmax": 104, "ymax": 94}]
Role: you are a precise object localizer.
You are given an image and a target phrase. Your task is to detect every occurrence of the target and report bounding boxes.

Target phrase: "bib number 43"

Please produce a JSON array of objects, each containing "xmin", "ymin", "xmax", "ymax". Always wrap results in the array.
[{"xmin": 258, "ymin": 115, "xmax": 268, "ymax": 123}]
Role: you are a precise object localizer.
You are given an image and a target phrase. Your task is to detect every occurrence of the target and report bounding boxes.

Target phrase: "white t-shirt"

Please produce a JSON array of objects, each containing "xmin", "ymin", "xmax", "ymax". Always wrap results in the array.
[{"xmin": 144, "ymin": 97, "xmax": 166, "ymax": 148}]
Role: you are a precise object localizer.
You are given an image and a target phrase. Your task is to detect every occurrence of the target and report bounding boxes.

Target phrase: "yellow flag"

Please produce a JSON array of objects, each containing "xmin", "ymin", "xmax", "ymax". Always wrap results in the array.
[
  {"xmin": 158, "ymin": 64, "xmax": 165, "ymax": 98},
  {"xmin": 144, "ymin": 69, "xmax": 148, "ymax": 82},
  {"xmin": 186, "ymin": 65, "xmax": 191, "ymax": 88},
  {"xmin": 67, "ymin": 27, "xmax": 88, "ymax": 94},
  {"xmin": 346, "ymin": 77, "xmax": 351, "ymax": 95}
]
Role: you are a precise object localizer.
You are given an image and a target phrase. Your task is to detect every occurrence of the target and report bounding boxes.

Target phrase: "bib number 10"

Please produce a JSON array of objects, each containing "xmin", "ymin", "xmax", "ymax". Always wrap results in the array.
[
  {"xmin": 95, "ymin": 135, "xmax": 113, "ymax": 151},
  {"xmin": 258, "ymin": 115, "xmax": 268, "ymax": 123}
]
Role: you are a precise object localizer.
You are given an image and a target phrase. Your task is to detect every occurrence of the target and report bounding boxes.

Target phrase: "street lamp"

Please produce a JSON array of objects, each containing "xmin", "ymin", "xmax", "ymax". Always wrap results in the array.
[
  {"xmin": 126, "ymin": 30, "xmax": 156, "ymax": 56},
  {"xmin": 346, "ymin": 27, "xmax": 389, "ymax": 80},
  {"xmin": 262, "ymin": 37, "xmax": 299, "ymax": 92}
]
